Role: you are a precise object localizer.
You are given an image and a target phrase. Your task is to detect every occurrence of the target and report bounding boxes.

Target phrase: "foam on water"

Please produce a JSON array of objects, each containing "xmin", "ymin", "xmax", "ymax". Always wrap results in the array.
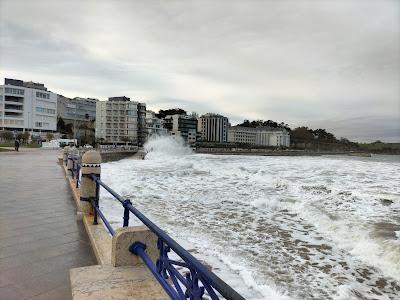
[
  {"xmin": 144, "ymin": 135, "xmax": 192, "ymax": 159},
  {"xmin": 100, "ymin": 137, "xmax": 400, "ymax": 299}
]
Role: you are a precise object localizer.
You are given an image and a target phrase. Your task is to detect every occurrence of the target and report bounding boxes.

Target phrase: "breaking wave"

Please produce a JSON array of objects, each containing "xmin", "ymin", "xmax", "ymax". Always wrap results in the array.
[
  {"xmin": 100, "ymin": 152, "xmax": 400, "ymax": 299},
  {"xmin": 143, "ymin": 135, "xmax": 193, "ymax": 160}
]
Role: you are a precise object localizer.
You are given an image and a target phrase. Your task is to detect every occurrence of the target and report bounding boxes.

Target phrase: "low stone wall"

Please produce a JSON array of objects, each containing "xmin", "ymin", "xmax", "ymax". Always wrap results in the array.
[
  {"xmin": 196, "ymin": 147, "xmax": 349, "ymax": 156},
  {"xmin": 60, "ymin": 150, "xmax": 167, "ymax": 299},
  {"xmin": 100, "ymin": 151, "xmax": 138, "ymax": 163}
]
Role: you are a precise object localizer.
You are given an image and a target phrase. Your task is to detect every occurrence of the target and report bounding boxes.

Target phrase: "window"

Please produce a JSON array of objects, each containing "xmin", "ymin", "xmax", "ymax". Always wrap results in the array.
[
  {"xmin": 36, "ymin": 107, "xmax": 55, "ymax": 114},
  {"xmin": 5, "ymin": 87, "xmax": 24, "ymax": 95},
  {"xmin": 36, "ymin": 91, "xmax": 50, "ymax": 99}
]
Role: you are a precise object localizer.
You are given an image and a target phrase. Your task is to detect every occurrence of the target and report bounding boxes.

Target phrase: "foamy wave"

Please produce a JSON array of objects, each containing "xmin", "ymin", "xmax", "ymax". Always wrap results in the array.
[
  {"xmin": 144, "ymin": 135, "xmax": 192, "ymax": 159},
  {"xmin": 100, "ymin": 154, "xmax": 400, "ymax": 299}
]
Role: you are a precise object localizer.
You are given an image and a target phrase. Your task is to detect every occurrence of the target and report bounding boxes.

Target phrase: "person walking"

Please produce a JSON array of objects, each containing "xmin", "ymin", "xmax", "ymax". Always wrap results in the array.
[{"xmin": 14, "ymin": 139, "xmax": 20, "ymax": 152}]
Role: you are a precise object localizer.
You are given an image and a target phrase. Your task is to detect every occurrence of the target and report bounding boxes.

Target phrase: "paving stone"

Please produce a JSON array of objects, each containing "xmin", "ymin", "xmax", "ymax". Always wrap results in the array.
[{"xmin": 0, "ymin": 150, "xmax": 97, "ymax": 299}]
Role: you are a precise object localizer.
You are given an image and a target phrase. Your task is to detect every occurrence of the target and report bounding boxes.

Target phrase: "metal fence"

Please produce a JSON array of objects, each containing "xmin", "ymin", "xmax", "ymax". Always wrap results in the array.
[{"xmin": 67, "ymin": 155, "xmax": 245, "ymax": 300}]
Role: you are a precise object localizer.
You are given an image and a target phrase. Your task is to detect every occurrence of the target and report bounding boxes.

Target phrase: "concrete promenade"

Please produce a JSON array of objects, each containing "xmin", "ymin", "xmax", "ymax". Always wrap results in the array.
[{"xmin": 0, "ymin": 149, "xmax": 96, "ymax": 299}]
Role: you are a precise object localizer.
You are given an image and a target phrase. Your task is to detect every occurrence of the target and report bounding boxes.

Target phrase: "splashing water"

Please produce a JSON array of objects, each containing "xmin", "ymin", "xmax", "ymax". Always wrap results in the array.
[
  {"xmin": 100, "ymin": 137, "xmax": 400, "ymax": 299},
  {"xmin": 143, "ymin": 135, "xmax": 193, "ymax": 160}
]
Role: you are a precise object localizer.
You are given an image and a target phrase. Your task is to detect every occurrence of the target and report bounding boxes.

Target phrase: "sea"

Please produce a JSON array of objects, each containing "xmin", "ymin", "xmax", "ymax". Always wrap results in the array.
[{"xmin": 100, "ymin": 136, "xmax": 400, "ymax": 300}]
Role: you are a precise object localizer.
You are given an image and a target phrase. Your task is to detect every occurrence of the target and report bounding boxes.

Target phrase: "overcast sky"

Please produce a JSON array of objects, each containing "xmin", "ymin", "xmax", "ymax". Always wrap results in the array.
[{"xmin": 1, "ymin": 0, "xmax": 399, "ymax": 142}]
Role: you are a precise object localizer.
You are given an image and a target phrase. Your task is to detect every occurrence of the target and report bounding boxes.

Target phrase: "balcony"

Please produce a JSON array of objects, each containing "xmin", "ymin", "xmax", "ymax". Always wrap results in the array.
[
  {"xmin": 5, "ymin": 104, "xmax": 23, "ymax": 111},
  {"xmin": 4, "ymin": 100, "xmax": 24, "ymax": 106},
  {"xmin": 4, "ymin": 111, "xmax": 24, "ymax": 119}
]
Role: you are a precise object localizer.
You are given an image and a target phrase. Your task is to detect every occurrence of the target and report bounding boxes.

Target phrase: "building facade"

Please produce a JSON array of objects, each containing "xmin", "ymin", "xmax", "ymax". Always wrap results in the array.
[
  {"xmin": 228, "ymin": 126, "xmax": 290, "ymax": 147},
  {"xmin": 57, "ymin": 95, "xmax": 97, "ymax": 122},
  {"xmin": 163, "ymin": 114, "xmax": 199, "ymax": 145},
  {"xmin": 0, "ymin": 78, "xmax": 57, "ymax": 133},
  {"xmin": 57, "ymin": 95, "xmax": 98, "ymax": 140},
  {"xmin": 145, "ymin": 110, "xmax": 167, "ymax": 138},
  {"xmin": 198, "ymin": 113, "xmax": 229, "ymax": 143},
  {"xmin": 95, "ymin": 96, "xmax": 146, "ymax": 145}
]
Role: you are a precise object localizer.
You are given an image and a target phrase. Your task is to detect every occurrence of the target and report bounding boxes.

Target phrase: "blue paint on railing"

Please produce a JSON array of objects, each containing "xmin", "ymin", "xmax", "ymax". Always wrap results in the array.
[{"xmin": 66, "ymin": 160, "xmax": 245, "ymax": 300}]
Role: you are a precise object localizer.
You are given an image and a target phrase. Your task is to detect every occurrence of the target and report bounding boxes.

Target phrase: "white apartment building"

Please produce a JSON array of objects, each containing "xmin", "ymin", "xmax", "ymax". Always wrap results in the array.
[
  {"xmin": 0, "ymin": 78, "xmax": 57, "ymax": 133},
  {"xmin": 228, "ymin": 126, "xmax": 290, "ymax": 147},
  {"xmin": 95, "ymin": 96, "xmax": 146, "ymax": 145},
  {"xmin": 145, "ymin": 110, "xmax": 167, "ymax": 138},
  {"xmin": 198, "ymin": 113, "xmax": 229, "ymax": 143}
]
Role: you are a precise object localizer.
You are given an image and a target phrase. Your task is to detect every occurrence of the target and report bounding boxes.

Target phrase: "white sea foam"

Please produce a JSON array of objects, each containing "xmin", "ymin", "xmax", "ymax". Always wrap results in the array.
[
  {"xmin": 100, "ymin": 137, "xmax": 400, "ymax": 299},
  {"xmin": 144, "ymin": 135, "xmax": 192, "ymax": 159}
]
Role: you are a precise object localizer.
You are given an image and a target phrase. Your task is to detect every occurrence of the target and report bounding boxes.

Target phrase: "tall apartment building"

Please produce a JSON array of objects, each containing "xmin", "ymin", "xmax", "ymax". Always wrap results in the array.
[
  {"xmin": 228, "ymin": 126, "xmax": 290, "ymax": 147},
  {"xmin": 198, "ymin": 113, "xmax": 229, "ymax": 143},
  {"xmin": 145, "ymin": 110, "xmax": 167, "ymax": 138},
  {"xmin": 95, "ymin": 96, "xmax": 146, "ymax": 145},
  {"xmin": 0, "ymin": 78, "xmax": 57, "ymax": 133},
  {"xmin": 163, "ymin": 114, "xmax": 199, "ymax": 145},
  {"xmin": 137, "ymin": 103, "xmax": 147, "ymax": 145}
]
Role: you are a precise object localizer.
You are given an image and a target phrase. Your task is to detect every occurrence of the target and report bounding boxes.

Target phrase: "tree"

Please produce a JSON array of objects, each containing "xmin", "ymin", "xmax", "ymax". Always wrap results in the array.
[
  {"xmin": 0, "ymin": 130, "xmax": 14, "ymax": 141},
  {"xmin": 46, "ymin": 132, "xmax": 54, "ymax": 141},
  {"xmin": 16, "ymin": 132, "xmax": 30, "ymax": 143},
  {"xmin": 156, "ymin": 108, "xmax": 186, "ymax": 119},
  {"xmin": 79, "ymin": 135, "xmax": 95, "ymax": 146},
  {"xmin": 236, "ymin": 119, "xmax": 290, "ymax": 131},
  {"xmin": 339, "ymin": 137, "xmax": 350, "ymax": 144},
  {"xmin": 290, "ymin": 127, "xmax": 314, "ymax": 141},
  {"xmin": 22, "ymin": 132, "xmax": 30, "ymax": 143},
  {"xmin": 57, "ymin": 116, "xmax": 65, "ymax": 132},
  {"xmin": 313, "ymin": 129, "xmax": 336, "ymax": 141},
  {"xmin": 16, "ymin": 133, "xmax": 24, "ymax": 141}
]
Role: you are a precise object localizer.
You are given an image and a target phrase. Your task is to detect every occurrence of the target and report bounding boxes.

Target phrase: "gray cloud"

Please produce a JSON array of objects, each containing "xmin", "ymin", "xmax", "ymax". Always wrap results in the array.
[{"xmin": 0, "ymin": 0, "xmax": 399, "ymax": 142}]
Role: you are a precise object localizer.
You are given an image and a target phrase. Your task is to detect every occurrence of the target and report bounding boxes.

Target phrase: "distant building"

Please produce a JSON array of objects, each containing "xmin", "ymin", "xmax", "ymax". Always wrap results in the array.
[
  {"xmin": 0, "ymin": 78, "xmax": 57, "ymax": 133},
  {"xmin": 57, "ymin": 95, "xmax": 97, "ymax": 122},
  {"xmin": 198, "ymin": 113, "xmax": 229, "ymax": 143},
  {"xmin": 95, "ymin": 96, "xmax": 146, "ymax": 145},
  {"xmin": 145, "ymin": 110, "xmax": 167, "ymax": 138},
  {"xmin": 163, "ymin": 114, "xmax": 199, "ymax": 145},
  {"xmin": 137, "ymin": 103, "xmax": 147, "ymax": 146},
  {"xmin": 228, "ymin": 126, "xmax": 290, "ymax": 147},
  {"xmin": 57, "ymin": 95, "xmax": 97, "ymax": 139}
]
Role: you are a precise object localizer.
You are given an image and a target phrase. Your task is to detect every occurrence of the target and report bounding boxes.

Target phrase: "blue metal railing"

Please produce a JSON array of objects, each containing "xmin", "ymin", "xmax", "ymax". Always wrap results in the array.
[
  {"xmin": 82, "ymin": 172, "xmax": 245, "ymax": 300},
  {"xmin": 67, "ymin": 156, "xmax": 81, "ymax": 188}
]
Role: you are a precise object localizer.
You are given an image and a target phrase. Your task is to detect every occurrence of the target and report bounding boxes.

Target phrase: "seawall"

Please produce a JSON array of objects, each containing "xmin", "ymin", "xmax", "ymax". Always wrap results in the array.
[
  {"xmin": 59, "ymin": 150, "xmax": 168, "ymax": 299},
  {"xmin": 196, "ymin": 147, "xmax": 350, "ymax": 156},
  {"xmin": 100, "ymin": 151, "xmax": 138, "ymax": 162}
]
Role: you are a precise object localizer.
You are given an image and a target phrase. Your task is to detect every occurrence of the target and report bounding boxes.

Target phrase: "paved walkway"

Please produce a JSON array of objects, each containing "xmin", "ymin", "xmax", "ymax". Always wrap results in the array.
[{"xmin": 0, "ymin": 149, "xmax": 97, "ymax": 299}]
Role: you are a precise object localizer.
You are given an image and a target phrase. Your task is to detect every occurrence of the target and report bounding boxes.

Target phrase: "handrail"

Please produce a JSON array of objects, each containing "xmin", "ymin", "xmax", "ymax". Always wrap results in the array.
[
  {"xmin": 67, "ymin": 157, "xmax": 81, "ymax": 188},
  {"xmin": 85, "ymin": 172, "xmax": 245, "ymax": 300}
]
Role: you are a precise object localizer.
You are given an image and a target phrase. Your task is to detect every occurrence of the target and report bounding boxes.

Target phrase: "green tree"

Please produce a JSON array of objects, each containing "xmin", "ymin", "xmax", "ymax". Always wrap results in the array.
[
  {"xmin": 290, "ymin": 127, "xmax": 314, "ymax": 141},
  {"xmin": 57, "ymin": 116, "xmax": 66, "ymax": 132},
  {"xmin": 22, "ymin": 131, "xmax": 30, "ymax": 143},
  {"xmin": 0, "ymin": 130, "xmax": 14, "ymax": 141},
  {"xmin": 156, "ymin": 108, "xmax": 186, "ymax": 119},
  {"xmin": 46, "ymin": 132, "xmax": 54, "ymax": 141}
]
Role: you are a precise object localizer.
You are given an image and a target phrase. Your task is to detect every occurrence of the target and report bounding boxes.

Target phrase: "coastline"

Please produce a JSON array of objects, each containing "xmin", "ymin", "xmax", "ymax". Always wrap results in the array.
[{"xmin": 195, "ymin": 148, "xmax": 370, "ymax": 157}]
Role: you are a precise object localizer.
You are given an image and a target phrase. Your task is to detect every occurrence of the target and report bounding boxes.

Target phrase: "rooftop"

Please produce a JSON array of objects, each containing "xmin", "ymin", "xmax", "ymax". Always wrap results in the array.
[{"xmin": 4, "ymin": 78, "xmax": 47, "ymax": 91}]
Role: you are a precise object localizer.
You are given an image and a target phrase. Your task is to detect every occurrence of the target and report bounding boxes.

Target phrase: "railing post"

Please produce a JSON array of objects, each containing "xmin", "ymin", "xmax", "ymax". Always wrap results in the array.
[
  {"xmin": 111, "ymin": 226, "xmax": 158, "ymax": 267},
  {"xmin": 80, "ymin": 150, "xmax": 101, "ymax": 216},
  {"xmin": 76, "ymin": 163, "xmax": 81, "ymax": 188},
  {"xmin": 63, "ymin": 146, "xmax": 70, "ymax": 166},
  {"xmin": 93, "ymin": 180, "xmax": 99, "ymax": 225},
  {"xmin": 67, "ymin": 148, "xmax": 78, "ymax": 176},
  {"xmin": 122, "ymin": 199, "xmax": 132, "ymax": 227},
  {"xmin": 71, "ymin": 159, "xmax": 75, "ymax": 177}
]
